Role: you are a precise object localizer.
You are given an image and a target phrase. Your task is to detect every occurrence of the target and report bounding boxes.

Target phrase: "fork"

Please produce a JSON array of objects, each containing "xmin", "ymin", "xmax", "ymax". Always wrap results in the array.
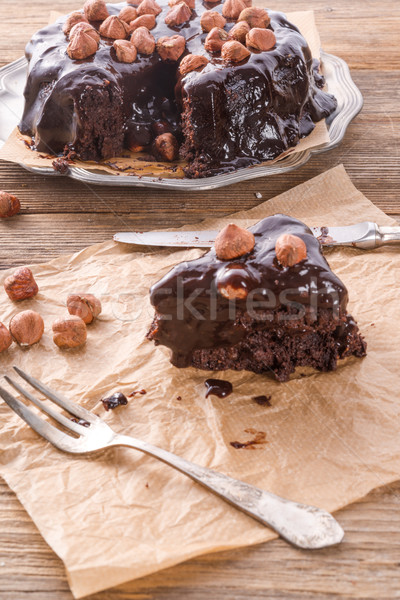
[{"xmin": 0, "ymin": 366, "xmax": 344, "ymax": 550}]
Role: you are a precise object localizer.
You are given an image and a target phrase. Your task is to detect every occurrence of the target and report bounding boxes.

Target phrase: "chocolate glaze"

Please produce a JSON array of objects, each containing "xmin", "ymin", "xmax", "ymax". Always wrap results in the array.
[
  {"xmin": 204, "ymin": 378, "xmax": 233, "ymax": 398},
  {"xmin": 19, "ymin": 1, "xmax": 337, "ymax": 176}
]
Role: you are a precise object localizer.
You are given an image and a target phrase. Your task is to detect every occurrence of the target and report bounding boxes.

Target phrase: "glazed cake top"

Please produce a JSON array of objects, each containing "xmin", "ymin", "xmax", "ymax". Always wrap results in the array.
[{"xmin": 20, "ymin": 1, "xmax": 336, "ymax": 161}]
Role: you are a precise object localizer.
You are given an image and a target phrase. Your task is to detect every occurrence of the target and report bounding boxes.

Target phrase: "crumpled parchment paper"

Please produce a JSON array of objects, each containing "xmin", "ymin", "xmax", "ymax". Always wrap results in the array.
[{"xmin": 0, "ymin": 165, "xmax": 400, "ymax": 598}]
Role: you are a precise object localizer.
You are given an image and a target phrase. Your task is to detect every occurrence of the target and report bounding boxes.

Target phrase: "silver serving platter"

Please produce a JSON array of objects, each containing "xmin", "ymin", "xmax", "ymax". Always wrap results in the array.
[{"xmin": 0, "ymin": 51, "xmax": 362, "ymax": 190}]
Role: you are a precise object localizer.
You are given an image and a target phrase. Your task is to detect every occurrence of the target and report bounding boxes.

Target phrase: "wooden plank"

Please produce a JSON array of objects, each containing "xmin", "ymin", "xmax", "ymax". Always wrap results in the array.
[{"xmin": 1, "ymin": 478, "xmax": 400, "ymax": 599}]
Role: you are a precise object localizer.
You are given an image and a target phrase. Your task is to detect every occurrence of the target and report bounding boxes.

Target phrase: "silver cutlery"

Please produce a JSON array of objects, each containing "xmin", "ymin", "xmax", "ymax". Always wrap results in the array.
[
  {"xmin": 114, "ymin": 221, "xmax": 400, "ymax": 250},
  {"xmin": 1, "ymin": 366, "xmax": 343, "ymax": 550}
]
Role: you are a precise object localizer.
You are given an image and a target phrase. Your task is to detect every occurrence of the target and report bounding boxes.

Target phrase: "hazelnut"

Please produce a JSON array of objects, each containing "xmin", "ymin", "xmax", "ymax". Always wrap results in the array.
[
  {"xmin": 204, "ymin": 27, "xmax": 229, "ymax": 52},
  {"xmin": 200, "ymin": 11, "xmax": 226, "ymax": 32},
  {"xmin": 238, "ymin": 7, "xmax": 270, "ymax": 29},
  {"xmin": 129, "ymin": 14, "xmax": 156, "ymax": 32},
  {"xmin": 119, "ymin": 6, "xmax": 138, "ymax": 23},
  {"xmin": 67, "ymin": 23, "xmax": 99, "ymax": 59},
  {"xmin": 67, "ymin": 30, "xmax": 99, "ymax": 59},
  {"xmin": 152, "ymin": 133, "xmax": 179, "ymax": 162},
  {"xmin": 0, "ymin": 191, "xmax": 20, "ymax": 218},
  {"xmin": 246, "ymin": 28, "xmax": 276, "ymax": 51},
  {"xmin": 69, "ymin": 21, "xmax": 100, "ymax": 42},
  {"xmin": 9, "ymin": 310, "xmax": 44, "ymax": 347},
  {"xmin": 275, "ymin": 234, "xmax": 307, "ymax": 267},
  {"xmin": 228, "ymin": 21, "xmax": 250, "ymax": 43},
  {"xmin": 169, "ymin": 0, "xmax": 195, "ymax": 8},
  {"xmin": 113, "ymin": 39, "xmax": 137, "ymax": 62},
  {"xmin": 63, "ymin": 12, "xmax": 89, "ymax": 35},
  {"xmin": 222, "ymin": 0, "xmax": 247, "ymax": 20},
  {"xmin": 179, "ymin": 54, "xmax": 209, "ymax": 76},
  {"xmin": 4, "ymin": 267, "xmax": 39, "ymax": 301},
  {"xmin": 214, "ymin": 224, "xmax": 255, "ymax": 260},
  {"xmin": 52, "ymin": 316, "xmax": 87, "ymax": 350},
  {"xmin": 0, "ymin": 323, "xmax": 12, "ymax": 353},
  {"xmin": 83, "ymin": 0, "xmax": 109, "ymax": 21},
  {"xmin": 165, "ymin": 2, "xmax": 192, "ymax": 26},
  {"xmin": 156, "ymin": 35, "xmax": 186, "ymax": 61},
  {"xmin": 217, "ymin": 264, "xmax": 250, "ymax": 300},
  {"xmin": 67, "ymin": 294, "xmax": 102, "ymax": 324},
  {"xmin": 131, "ymin": 26, "xmax": 156, "ymax": 53},
  {"xmin": 221, "ymin": 40, "xmax": 250, "ymax": 62},
  {"xmin": 137, "ymin": 0, "xmax": 162, "ymax": 16},
  {"xmin": 99, "ymin": 15, "xmax": 128, "ymax": 39}
]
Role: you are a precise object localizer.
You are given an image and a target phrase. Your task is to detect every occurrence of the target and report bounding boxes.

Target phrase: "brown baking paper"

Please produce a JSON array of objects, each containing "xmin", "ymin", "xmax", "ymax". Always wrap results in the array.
[
  {"xmin": 0, "ymin": 10, "xmax": 329, "ymax": 178},
  {"xmin": 1, "ymin": 165, "xmax": 400, "ymax": 598}
]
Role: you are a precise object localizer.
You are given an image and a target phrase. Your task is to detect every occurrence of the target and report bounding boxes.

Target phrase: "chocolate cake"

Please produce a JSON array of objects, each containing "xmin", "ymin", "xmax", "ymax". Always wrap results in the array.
[
  {"xmin": 147, "ymin": 215, "xmax": 366, "ymax": 381},
  {"xmin": 19, "ymin": 0, "xmax": 337, "ymax": 178}
]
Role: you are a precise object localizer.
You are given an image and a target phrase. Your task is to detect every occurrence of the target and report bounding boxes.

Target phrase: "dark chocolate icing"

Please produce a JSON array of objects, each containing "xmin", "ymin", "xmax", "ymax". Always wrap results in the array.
[
  {"xmin": 19, "ymin": 1, "xmax": 337, "ymax": 175},
  {"xmin": 147, "ymin": 214, "xmax": 352, "ymax": 366}
]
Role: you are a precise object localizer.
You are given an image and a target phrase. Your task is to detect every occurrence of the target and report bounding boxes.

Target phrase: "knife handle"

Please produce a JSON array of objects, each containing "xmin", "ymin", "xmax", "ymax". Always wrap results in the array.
[{"xmin": 377, "ymin": 226, "xmax": 400, "ymax": 247}]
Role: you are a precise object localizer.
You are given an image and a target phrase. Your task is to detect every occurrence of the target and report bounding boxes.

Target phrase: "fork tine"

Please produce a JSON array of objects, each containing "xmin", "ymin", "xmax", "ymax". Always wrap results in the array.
[
  {"xmin": 4, "ymin": 376, "xmax": 87, "ymax": 436},
  {"xmin": 0, "ymin": 385, "xmax": 76, "ymax": 451},
  {"xmin": 13, "ymin": 366, "xmax": 98, "ymax": 423}
]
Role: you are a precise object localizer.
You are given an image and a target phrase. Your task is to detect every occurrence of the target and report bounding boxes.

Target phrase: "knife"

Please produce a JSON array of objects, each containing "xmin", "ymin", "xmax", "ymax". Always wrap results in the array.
[{"xmin": 114, "ymin": 222, "xmax": 400, "ymax": 250}]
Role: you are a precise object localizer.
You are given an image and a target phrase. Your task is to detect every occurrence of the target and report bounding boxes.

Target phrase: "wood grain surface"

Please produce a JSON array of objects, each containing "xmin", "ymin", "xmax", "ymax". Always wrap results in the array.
[{"xmin": 1, "ymin": 1, "xmax": 400, "ymax": 598}]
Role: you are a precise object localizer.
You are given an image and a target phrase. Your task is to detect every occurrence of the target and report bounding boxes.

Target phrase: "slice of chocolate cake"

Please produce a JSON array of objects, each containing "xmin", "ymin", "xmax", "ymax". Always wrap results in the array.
[
  {"xmin": 147, "ymin": 215, "xmax": 366, "ymax": 381},
  {"xmin": 19, "ymin": 0, "xmax": 337, "ymax": 177}
]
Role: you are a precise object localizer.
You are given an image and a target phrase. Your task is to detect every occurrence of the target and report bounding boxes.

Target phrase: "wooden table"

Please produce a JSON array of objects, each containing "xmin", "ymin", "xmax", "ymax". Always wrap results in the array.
[{"xmin": 1, "ymin": 1, "xmax": 399, "ymax": 597}]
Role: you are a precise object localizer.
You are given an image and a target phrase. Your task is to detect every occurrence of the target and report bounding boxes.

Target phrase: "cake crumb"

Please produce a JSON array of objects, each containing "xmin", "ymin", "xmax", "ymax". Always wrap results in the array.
[
  {"xmin": 254, "ymin": 192, "xmax": 263, "ymax": 199},
  {"xmin": 252, "ymin": 395, "xmax": 271, "ymax": 406}
]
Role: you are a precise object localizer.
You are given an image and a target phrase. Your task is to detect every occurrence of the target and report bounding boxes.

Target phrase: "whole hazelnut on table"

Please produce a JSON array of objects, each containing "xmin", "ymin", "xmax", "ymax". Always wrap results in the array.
[
  {"xmin": 0, "ymin": 323, "xmax": 12, "ymax": 353},
  {"xmin": 83, "ymin": 0, "xmax": 109, "ymax": 21},
  {"xmin": 52, "ymin": 316, "xmax": 87, "ymax": 350},
  {"xmin": 0, "ymin": 191, "xmax": 20, "ymax": 218},
  {"xmin": 214, "ymin": 223, "xmax": 255, "ymax": 260},
  {"xmin": 63, "ymin": 12, "xmax": 89, "ymax": 35},
  {"xmin": 9, "ymin": 310, "xmax": 44, "ymax": 347},
  {"xmin": 4, "ymin": 267, "xmax": 39, "ymax": 301},
  {"xmin": 67, "ymin": 294, "xmax": 102, "ymax": 324},
  {"xmin": 275, "ymin": 234, "xmax": 307, "ymax": 267}
]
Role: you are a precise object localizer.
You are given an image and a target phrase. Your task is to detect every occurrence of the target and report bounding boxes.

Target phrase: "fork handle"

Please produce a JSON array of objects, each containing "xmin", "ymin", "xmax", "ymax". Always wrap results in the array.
[{"xmin": 114, "ymin": 434, "xmax": 343, "ymax": 549}]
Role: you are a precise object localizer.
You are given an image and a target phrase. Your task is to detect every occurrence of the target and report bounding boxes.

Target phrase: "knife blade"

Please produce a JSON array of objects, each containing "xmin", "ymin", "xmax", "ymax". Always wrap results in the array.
[{"xmin": 114, "ymin": 222, "xmax": 400, "ymax": 250}]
